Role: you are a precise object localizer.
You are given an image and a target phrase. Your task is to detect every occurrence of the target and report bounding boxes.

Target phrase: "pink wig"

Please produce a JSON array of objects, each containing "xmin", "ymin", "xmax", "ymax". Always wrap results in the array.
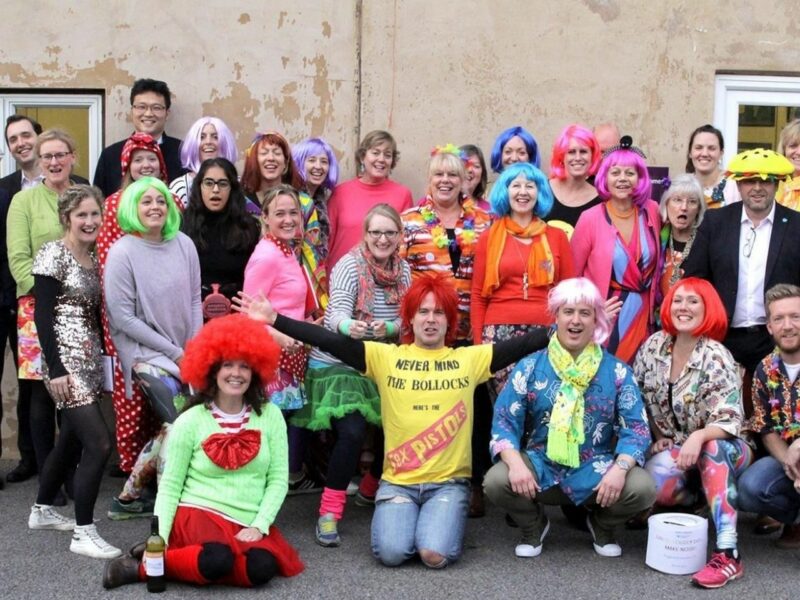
[
  {"xmin": 549, "ymin": 124, "xmax": 601, "ymax": 180},
  {"xmin": 595, "ymin": 149, "xmax": 651, "ymax": 207},
  {"xmin": 547, "ymin": 277, "xmax": 611, "ymax": 344}
]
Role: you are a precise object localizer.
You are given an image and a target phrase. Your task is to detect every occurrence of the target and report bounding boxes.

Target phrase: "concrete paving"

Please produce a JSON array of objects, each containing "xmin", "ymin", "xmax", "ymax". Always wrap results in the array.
[{"xmin": 1, "ymin": 458, "xmax": 797, "ymax": 600}]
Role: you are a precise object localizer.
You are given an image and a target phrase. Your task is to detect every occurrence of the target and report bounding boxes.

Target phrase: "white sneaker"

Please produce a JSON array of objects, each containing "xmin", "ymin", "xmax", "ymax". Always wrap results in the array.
[
  {"xmin": 70, "ymin": 524, "xmax": 122, "ymax": 559},
  {"xmin": 586, "ymin": 515, "xmax": 622, "ymax": 557},
  {"xmin": 28, "ymin": 504, "xmax": 76, "ymax": 531},
  {"xmin": 515, "ymin": 518, "xmax": 550, "ymax": 558}
]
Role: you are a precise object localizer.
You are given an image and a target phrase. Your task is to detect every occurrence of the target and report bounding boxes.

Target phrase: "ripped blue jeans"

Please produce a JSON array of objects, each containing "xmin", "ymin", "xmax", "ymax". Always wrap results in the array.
[{"xmin": 370, "ymin": 478, "xmax": 470, "ymax": 567}]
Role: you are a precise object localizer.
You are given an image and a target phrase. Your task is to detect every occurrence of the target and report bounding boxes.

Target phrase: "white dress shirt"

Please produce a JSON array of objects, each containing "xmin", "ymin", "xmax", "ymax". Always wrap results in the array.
[{"xmin": 731, "ymin": 203, "xmax": 774, "ymax": 328}]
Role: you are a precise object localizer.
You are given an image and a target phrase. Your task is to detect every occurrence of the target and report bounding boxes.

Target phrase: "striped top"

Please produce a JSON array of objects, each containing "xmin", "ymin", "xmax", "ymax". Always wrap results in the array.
[
  {"xmin": 210, "ymin": 403, "xmax": 252, "ymax": 434},
  {"xmin": 309, "ymin": 252, "xmax": 411, "ymax": 368}
]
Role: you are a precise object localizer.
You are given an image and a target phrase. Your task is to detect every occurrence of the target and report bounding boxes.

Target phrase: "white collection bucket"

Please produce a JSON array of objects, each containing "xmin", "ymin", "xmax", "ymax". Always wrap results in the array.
[{"xmin": 645, "ymin": 513, "xmax": 708, "ymax": 575}]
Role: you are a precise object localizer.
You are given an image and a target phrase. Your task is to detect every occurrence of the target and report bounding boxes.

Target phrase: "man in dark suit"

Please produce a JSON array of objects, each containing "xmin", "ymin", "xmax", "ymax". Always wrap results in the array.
[
  {"xmin": 683, "ymin": 148, "xmax": 800, "ymax": 400},
  {"xmin": 0, "ymin": 115, "xmax": 44, "ymax": 196},
  {"xmin": 93, "ymin": 78, "xmax": 185, "ymax": 197}
]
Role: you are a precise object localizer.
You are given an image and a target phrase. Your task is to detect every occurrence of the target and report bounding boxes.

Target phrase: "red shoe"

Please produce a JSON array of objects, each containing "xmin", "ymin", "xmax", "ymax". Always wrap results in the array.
[{"xmin": 691, "ymin": 550, "xmax": 743, "ymax": 589}]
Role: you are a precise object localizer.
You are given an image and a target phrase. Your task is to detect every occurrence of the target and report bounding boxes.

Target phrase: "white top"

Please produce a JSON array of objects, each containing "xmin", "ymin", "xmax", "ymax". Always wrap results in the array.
[
  {"xmin": 731, "ymin": 203, "xmax": 774, "ymax": 328},
  {"xmin": 784, "ymin": 361, "xmax": 800, "ymax": 383}
]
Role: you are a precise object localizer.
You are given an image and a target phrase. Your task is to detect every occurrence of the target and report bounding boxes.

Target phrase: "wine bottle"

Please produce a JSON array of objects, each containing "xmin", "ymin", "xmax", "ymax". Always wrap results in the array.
[{"xmin": 144, "ymin": 515, "xmax": 166, "ymax": 593}]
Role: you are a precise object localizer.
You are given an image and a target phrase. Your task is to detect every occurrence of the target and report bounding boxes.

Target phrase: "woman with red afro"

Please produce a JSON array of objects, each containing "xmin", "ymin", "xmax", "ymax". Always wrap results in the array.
[
  {"xmin": 633, "ymin": 278, "xmax": 753, "ymax": 589},
  {"xmin": 103, "ymin": 313, "xmax": 304, "ymax": 589},
  {"xmin": 235, "ymin": 273, "xmax": 550, "ymax": 569}
]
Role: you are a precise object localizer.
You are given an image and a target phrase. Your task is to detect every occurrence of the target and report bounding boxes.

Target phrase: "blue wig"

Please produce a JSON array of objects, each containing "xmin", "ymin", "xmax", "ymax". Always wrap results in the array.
[
  {"xmin": 489, "ymin": 162, "xmax": 553, "ymax": 219},
  {"xmin": 490, "ymin": 126, "xmax": 540, "ymax": 172}
]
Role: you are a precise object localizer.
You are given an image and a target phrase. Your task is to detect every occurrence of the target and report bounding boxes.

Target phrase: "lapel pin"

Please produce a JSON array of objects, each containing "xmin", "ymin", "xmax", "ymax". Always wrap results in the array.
[{"xmin": 783, "ymin": 217, "xmax": 788, "ymax": 223}]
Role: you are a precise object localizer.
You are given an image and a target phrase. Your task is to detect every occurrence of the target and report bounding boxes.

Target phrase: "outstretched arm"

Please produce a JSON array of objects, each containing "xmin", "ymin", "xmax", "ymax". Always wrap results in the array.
[{"xmin": 490, "ymin": 328, "xmax": 550, "ymax": 373}]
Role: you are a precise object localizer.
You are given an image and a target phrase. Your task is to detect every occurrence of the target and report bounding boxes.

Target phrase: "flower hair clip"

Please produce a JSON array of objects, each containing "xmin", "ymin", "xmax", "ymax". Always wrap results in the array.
[
  {"xmin": 602, "ymin": 135, "xmax": 647, "ymax": 159},
  {"xmin": 431, "ymin": 143, "xmax": 468, "ymax": 162},
  {"xmin": 245, "ymin": 130, "xmax": 286, "ymax": 158}
]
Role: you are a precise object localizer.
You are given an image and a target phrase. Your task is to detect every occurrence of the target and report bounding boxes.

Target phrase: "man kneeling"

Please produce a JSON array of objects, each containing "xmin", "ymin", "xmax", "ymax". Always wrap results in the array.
[{"xmin": 484, "ymin": 277, "xmax": 655, "ymax": 557}]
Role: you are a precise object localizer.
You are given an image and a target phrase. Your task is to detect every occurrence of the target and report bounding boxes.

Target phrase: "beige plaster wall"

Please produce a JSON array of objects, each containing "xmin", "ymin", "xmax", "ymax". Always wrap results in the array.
[{"xmin": 2, "ymin": 0, "xmax": 800, "ymax": 456}]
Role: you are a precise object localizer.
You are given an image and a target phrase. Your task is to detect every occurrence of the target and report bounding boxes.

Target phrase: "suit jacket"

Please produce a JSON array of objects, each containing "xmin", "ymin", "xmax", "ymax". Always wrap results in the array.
[
  {"xmin": 92, "ymin": 132, "xmax": 185, "ymax": 197},
  {"xmin": 0, "ymin": 170, "xmax": 89, "ymax": 198},
  {"xmin": 682, "ymin": 201, "xmax": 800, "ymax": 320}
]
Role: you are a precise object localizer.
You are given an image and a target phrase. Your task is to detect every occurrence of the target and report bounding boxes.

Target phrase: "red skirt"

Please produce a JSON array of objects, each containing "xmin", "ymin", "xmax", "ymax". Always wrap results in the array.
[{"xmin": 170, "ymin": 506, "xmax": 304, "ymax": 578}]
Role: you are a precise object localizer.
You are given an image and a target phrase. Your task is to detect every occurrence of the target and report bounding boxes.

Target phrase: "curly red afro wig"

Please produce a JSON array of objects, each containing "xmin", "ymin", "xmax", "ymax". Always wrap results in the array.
[{"xmin": 180, "ymin": 314, "xmax": 281, "ymax": 391}]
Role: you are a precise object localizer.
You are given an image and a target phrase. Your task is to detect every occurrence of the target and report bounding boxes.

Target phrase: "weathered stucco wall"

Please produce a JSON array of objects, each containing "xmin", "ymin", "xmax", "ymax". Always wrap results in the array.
[{"xmin": 2, "ymin": 0, "xmax": 800, "ymax": 455}]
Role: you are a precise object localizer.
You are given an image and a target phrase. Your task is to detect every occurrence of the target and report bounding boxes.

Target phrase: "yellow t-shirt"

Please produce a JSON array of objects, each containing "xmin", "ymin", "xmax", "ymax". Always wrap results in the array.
[{"xmin": 364, "ymin": 342, "xmax": 493, "ymax": 485}]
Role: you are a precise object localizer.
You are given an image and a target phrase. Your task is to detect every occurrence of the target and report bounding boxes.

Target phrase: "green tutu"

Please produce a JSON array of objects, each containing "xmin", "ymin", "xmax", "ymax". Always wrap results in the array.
[{"xmin": 289, "ymin": 365, "xmax": 381, "ymax": 430}]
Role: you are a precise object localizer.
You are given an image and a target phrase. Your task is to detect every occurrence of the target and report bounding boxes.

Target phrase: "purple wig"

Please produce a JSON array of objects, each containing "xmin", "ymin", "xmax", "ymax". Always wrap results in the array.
[
  {"xmin": 179, "ymin": 117, "xmax": 237, "ymax": 173},
  {"xmin": 292, "ymin": 137, "xmax": 339, "ymax": 193},
  {"xmin": 595, "ymin": 149, "xmax": 651, "ymax": 207},
  {"xmin": 549, "ymin": 124, "xmax": 601, "ymax": 180},
  {"xmin": 547, "ymin": 277, "xmax": 611, "ymax": 344}
]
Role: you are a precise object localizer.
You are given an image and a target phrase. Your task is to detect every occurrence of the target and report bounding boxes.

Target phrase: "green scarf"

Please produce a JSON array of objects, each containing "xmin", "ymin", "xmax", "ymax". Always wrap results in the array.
[{"xmin": 546, "ymin": 336, "xmax": 602, "ymax": 468}]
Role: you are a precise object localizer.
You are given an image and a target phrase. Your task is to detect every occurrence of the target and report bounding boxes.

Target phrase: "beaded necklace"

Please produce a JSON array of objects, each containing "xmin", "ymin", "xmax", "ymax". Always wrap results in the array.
[{"xmin": 420, "ymin": 197, "xmax": 477, "ymax": 252}]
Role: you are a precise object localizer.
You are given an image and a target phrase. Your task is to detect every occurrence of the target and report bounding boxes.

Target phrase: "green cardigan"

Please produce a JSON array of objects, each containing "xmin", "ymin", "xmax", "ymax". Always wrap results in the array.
[
  {"xmin": 154, "ymin": 402, "xmax": 289, "ymax": 541},
  {"xmin": 7, "ymin": 183, "xmax": 65, "ymax": 297}
]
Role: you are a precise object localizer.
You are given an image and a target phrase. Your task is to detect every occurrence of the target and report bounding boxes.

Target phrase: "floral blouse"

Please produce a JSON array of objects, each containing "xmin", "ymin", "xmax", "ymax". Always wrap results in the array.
[
  {"xmin": 751, "ymin": 350, "xmax": 800, "ymax": 442},
  {"xmin": 633, "ymin": 331, "xmax": 745, "ymax": 445},
  {"xmin": 490, "ymin": 348, "xmax": 650, "ymax": 504}
]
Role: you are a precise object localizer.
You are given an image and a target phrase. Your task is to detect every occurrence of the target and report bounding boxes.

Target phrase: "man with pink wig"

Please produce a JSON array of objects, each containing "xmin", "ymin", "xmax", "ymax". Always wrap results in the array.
[{"xmin": 484, "ymin": 277, "xmax": 654, "ymax": 559}]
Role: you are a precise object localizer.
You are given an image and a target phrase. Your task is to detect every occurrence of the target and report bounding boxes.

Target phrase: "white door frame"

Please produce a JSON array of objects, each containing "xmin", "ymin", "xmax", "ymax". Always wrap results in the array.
[
  {"xmin": 714, "ymin": 73, "xmax": 800, "ymax": 167},
  {"xmin": 0, "ymin": 93, "xmax": 103, "ymax": 180}
]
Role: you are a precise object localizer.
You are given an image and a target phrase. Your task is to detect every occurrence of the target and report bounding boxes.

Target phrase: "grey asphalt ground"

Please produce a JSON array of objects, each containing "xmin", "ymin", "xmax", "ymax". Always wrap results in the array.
[{"xmin": 1, "ymin": 458, "xmax": 798, "ymax": 600}]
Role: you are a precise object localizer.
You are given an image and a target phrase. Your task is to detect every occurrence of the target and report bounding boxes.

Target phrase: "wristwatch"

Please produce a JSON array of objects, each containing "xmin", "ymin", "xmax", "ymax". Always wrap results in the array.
[{"xmin": 614, "ymin": 458, "xmax": 632, "ymax": 472}]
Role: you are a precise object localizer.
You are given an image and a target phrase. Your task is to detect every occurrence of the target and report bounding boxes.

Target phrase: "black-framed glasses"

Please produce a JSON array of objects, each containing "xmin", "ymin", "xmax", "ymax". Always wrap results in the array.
[
  {"xmin": 39, "ymin": 152, "xmax": 72, "ymax": 162},
  {"xmin": 743, "ymin": 226, "xmax": 757, "ymax": 258},
  {"xmin": 132, "ymin": 103, "xmax": 167, "ymax": 114},
  {"xmin": 201, "ymin": 178, "xmax": 231, "ymax": 190},
  {"xmin": 367, "ymin": 230, "xmax": 399, "ymax": 241}
]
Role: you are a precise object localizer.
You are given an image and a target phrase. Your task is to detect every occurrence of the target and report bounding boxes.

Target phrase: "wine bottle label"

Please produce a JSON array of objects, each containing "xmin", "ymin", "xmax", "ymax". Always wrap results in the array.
[{"xmin": 144, "ymin": 552, "xmax": 165, "ymax": 577}]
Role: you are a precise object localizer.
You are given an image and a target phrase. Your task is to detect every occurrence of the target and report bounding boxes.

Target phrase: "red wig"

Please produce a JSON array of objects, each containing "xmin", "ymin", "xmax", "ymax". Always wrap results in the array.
[
  {"xmin": 400, "ymin": 274, "xmax": 459, "ymax": 346},
  {"xmin": 181, "ymin": 314, "xmax": 281, "ymax": 391},
  {"xmin": 241, "ymin": 131, "xmax": 301, "ymax": 197},
  {"xmin": 660, "ymin": 277, "xmax": 728, "ymax": 342}
]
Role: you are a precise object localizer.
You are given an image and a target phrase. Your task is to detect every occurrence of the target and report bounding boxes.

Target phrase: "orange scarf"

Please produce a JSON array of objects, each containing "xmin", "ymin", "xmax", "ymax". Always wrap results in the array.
[{"xmin": 481, "ymin": 216, "xmax": 554, "ymax": 297}]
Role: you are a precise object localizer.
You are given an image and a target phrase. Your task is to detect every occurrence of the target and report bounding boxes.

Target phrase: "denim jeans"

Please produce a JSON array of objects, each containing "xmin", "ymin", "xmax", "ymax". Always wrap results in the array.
[
  {"xmin": 738, "ymin": 456, "xmax": 800, "ymax": 524},
  {"xmin": 370, "ymin": 478, "xmax": 470, "ymax": 567}
]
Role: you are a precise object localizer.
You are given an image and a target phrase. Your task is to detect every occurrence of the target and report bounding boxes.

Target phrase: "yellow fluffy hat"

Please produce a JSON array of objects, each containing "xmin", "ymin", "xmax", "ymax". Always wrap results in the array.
[{"xmin": 724, "ymin": 148, "xmax": 795, "ymax": 181}]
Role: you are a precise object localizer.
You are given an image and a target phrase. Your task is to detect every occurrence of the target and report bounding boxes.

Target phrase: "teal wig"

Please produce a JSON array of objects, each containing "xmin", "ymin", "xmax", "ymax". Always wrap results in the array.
[{"xmin": 117, "ymin": 176, "xmax": 181, "ymax": 240}]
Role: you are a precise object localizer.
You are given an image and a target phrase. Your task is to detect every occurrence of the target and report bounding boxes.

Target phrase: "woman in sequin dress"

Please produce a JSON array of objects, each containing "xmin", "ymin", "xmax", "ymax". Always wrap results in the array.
[{"xmin": 27, "ymin": 185, "xmax": 121, "ymax": 559}]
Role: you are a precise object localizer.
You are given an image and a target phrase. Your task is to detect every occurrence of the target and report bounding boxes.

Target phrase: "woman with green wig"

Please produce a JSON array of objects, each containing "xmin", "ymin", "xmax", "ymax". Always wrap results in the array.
[{"xmin": 103, "ymin": 176, "xmax": 202, "ymax": 515}]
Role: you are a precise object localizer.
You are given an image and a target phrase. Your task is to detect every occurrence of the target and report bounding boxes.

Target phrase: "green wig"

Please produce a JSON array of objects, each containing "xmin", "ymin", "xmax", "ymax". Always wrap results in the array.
[{"xmin": 117, "ymin": 176, "xmax": 181, "ymax": 240}]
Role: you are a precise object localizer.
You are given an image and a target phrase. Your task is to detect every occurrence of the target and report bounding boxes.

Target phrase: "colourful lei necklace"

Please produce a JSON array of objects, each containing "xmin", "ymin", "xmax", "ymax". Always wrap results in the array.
[
  {"xmin": 765, "ymin": 352, "xmax": 800, "ymax": 439},
  {"xmin": 420, "ymin": 197, "xmax": 477, "ymax": 252}
]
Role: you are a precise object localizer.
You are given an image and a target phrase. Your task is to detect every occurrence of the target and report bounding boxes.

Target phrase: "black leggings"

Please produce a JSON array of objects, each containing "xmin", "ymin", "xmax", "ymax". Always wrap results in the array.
[
  {"xmin": 29, "ymin": 380, "xmax": 56, "ymax": 472},
  {"xmin": 326, "ymin": 412, "xmax": 384, "ymax": 491},
  {"xmin": 36, "ymin": 403, "xmax": 113, "ymax": 525}
]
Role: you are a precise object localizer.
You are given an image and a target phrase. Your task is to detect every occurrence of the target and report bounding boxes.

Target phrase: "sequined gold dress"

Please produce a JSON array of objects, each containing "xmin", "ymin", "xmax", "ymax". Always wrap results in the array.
[{"xmin": 32, "ymin": 240, "xmax": 103, "ymax": 408}]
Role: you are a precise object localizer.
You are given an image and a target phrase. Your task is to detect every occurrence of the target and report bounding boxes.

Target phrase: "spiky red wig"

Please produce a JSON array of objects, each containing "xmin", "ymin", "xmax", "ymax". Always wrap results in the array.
[
  {"xmin": 180, "ymin": 314, "xmax": 281, "ymax": 391},
  {"xmin": 400, "ymin": 273, "xmax": 459, "ymax": 345}
]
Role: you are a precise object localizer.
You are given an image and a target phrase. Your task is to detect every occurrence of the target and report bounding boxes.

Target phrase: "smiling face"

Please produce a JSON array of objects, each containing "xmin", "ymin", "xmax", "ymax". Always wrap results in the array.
[
  {"xmin": 411, "ymin": 292, "xmax": 448, "ymax": 350},
  {"xmin": 200, "ymin": 165, "xmax": 231, "ymax": 213},
  {"xmin": 215, "ymin": 360, "xmax": 253, "ymax": 400},
  {"xmin": 669, "ymin": 286, "xmax": 705, "ymax": 337},
  {"xmin": 362, "ymin": 141, "xmax": 393, "ymax": 184},
  {"xmin": 666, "ymin": 193, "xmax": 701, "ymax": 235},
  {"xmin": 464, "ymin": 153, "xmax": 483, "ymax": 197},
  {"xmin": 738, "ymin": 177, "xmax": 777, "ymax": 220},
  {"xmin": 502, "ymin": 135, "xmax": 529, "ymax": 168},
  {"xmin": 130, "ymin": 91, "xmax": 169, "ymax": 138},
  {"xmin": 304, "ymin": 152, "xmax": 330, "ymax": 193},
  {"xmin": 364, "ymin": 214, "xmax": 400, "ymax": 264},
  {"xmin": 508, "ymin": 174, "xmax": 538, "ymax": 220},
  {"xmin": 555, "ymin": 301, "xmax": 597, "ymax": 358},
  {"xmin": 137, "ymin": 187, "xmax": 168, "ymax": 236},
  {"xmin": 199, "ymin": 123, "xmax": 220, "ymax": 162},
  {"xmin": 564, "ymin": 139, "xmax": 593, "ymax": 179},
  {"xmin": 39, "ymin": 139, "xmax": 75, "ymax": 190},
  {"xmin": 65, "ymin": 196, "xmax": 102, "ymax": 247},
  {"xmin": 429, "ymin": 165, "xmax": 462, "ymax": 207},
  {"xmin": 257, "ymin": 142, "xmax": 287, "ymax": 189},
  {"xmin": 784, "ymin": 138, "xmax": 800, "ymax": 177},
  {"xmin": 606, "ymin": 164, "xmax": 638, "ymax": 202},
  {"xmin": 264, "ymin": 193, "xmax": 302, "ymax": 242},
  {"xmin": 689, "ymin": 132, "xmax": 722, "ymax": 176},
  {"xmin": 767, "ymin": 296, "xmax": 800, "ymax": 356},
  {"xmin": 128, "ymin": 149, "xmax": 161, "ymax": 181},
  {"xmin": 6, "ymin": 119, "xmax": 38, "ymax": 169}
]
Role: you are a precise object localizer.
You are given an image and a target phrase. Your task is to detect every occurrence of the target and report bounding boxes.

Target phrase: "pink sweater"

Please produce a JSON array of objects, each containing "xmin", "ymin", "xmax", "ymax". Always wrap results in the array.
[
  {"xmin": 327, "ymin": 177, "xmax": 413, "ymax": 271},
  {"xmin": 243, "ymin": 238, "xmax": 307, "ymax": 321}
]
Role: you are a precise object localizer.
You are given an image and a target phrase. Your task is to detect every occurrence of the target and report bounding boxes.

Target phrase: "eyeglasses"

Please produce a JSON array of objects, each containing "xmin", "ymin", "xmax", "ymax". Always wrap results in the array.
[
  {"xmin": 39, "ymin": 152, "xmax": 72, "ymax": 163},
  {"xmin": 201, "ymin": 178, "xmax": 231, "ymax": 190},
  {"xmin": 132, "ymin": 103, "xmax": 167, "ymax": 115},
  {"xmin": 668, "ymin": 196, "xmax": 700, "ymax": 207},
  {"xmin": 367, "ymin": 230, "xmax": 399, "ymax": 241},
  {"xmin": 743, "ymin": 225, "xmax": 757, "ymax": 258}
]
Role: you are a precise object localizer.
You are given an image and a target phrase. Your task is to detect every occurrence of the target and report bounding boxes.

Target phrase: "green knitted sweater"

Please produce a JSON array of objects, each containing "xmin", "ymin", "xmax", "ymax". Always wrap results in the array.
[{"xmin": 154, "ymin": 402, "xmax": 289, "ymax": 541}]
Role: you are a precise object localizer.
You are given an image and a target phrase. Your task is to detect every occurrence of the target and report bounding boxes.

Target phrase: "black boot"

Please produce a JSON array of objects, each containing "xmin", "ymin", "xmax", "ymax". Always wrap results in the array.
[{"xmin": 103, "ymin": 556, "xmax": 140, "ymax": 589}]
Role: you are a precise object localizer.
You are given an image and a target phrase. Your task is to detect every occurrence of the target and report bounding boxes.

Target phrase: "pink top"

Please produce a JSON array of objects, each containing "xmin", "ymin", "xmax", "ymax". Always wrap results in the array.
[
  {"xmin": 327, "ymin": 177, "xmax": 413, "ymax": 271},
  {"xmin": 243, "ymin": 238, "xmax": 307, "ymax": 321}
]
